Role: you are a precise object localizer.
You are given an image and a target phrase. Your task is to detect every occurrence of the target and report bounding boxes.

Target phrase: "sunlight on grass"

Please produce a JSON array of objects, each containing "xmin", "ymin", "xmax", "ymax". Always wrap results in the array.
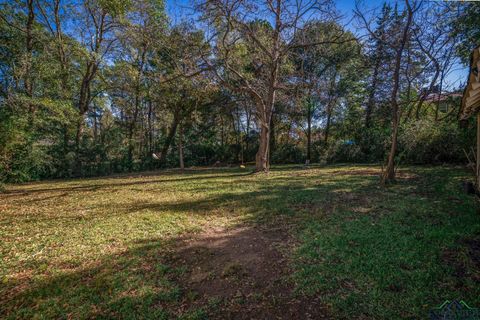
[{"xmin": 1, "ymin": 165, "xmax": 479, "ymax": 319}]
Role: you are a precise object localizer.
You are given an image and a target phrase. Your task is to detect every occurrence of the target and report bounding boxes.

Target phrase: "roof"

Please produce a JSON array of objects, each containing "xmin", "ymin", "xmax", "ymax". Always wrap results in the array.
[
  {"xmin": 461, "ymin": 46, "xmax": 480, "ymax": 119},
  {"xmin": 424, "ymin": 92, "xmax": 462, "ymax": 103}
]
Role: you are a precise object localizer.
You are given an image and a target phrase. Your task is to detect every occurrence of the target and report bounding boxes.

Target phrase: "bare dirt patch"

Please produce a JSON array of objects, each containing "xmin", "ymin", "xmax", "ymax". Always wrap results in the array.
[{"xmin": 168, "ymin": 225, "xmax": 329, "ymax": 319}]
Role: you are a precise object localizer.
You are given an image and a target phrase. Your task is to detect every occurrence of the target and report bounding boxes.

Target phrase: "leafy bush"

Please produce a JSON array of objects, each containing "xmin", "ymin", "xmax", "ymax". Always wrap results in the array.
[
  {"xmin": 399, "ymin": 119, "xmax": 474, "ymax": 164},
  {"xmin": 271, "ymin": 143, "xmax": 305, "ymax": 164},
  {"xmin": 356, "ymin": 126, "xmax": 389, "ymax": 162},
  {"xmin": 325, "ymin": 140, "xmax": 364, "ymax": 163}
]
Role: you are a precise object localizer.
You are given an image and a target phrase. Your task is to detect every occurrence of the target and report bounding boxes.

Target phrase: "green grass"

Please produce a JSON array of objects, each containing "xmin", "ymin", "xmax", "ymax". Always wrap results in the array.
[{"xmin": 1, "ymin": 165, "xmax": 479, "ymax": 319}]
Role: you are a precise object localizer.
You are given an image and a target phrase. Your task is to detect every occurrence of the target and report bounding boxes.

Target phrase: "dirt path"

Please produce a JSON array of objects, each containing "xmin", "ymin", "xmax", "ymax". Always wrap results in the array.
[{"xmin": 168, "ymin": 225, "xmax": 329, "ymax": 319}]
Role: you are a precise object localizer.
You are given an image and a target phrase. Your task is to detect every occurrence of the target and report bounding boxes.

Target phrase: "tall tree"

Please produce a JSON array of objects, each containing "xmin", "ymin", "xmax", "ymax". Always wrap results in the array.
[
  {"xmin": 357, "ymin": 0, "xmax": 416, "ymax": 183},
  {"xmin": 199, "ymin": 0, "xmax": 345, "ymax": 172},
  {"xmin": 291, "ymin": 21, "xmax": 358, "ymax": 163}
]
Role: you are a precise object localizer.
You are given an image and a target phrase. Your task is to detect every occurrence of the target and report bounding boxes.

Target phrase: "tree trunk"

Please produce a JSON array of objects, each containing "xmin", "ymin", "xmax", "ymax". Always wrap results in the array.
[
  {"xmin": 178, "ymin": 123, "xmax": 184, "ymax": 170},
  {"xmin": 127, "ymin": 124, "xmax": 135, "ymax": 169},
  {"xmin": 76, "ymin": 61, "xmax": 95, "ymax": 150},
  {"xmin": 269, "ymin": 112, "xmax": 275, "ymax": 162},
  {"xmin": 159, "ymin": 110, "xmax": 180, "ymax": 164},
  {"xmin": 25, "ymin": 0, "xmax": 35, "ymax": 118},
  {"xmin": 324, "ymin": 105, "xmax": 332, "ymax": 146},
  {"xmin": 381, "ymin": 0, "xmax": 413, "ymax": 184},
  {"xmin": 75, "ymin": 114, "xmax": 84, "ymax": 151},
  {"xmin": 477, "ymin": 114, "xmax": 480, "ymax": 190},
  {"xmin": 255, "ymin": 122, "xmax": 270, "ymax": 172},
  {"xmin": 93, "ymin": 104, "xmax": 98, "ymax": 142},
  {"xmin": 244, "ymin": 105, "xmax": 251, "ymax": 162},
  {"xmin": 147, "ymin": 100, "xmax": 153, "ymax": 155},
  {"xmin": 306, "ymin": 103, "xmax": 312, "ymax": 164},
  {"xmin": 25, "ymin": 0, "xmax": 34, "ymax": 98},
  {"xmin": 383, "ymin": 114, "xmax": 400, "ymax": 182},
  {"xmin": 74, "ymin": 114, "xmax": 85, "ymax": 175},
  {"xmin": 324, "ymin": 72, "xmax": 337, "ymax": 147},
  {"xmin": 365, "ymin": 60, "xmax": 380, "ymax": 128},
  {"xmin": 254, "ymin": 0, "xmax": 280, "ymax": 173}
]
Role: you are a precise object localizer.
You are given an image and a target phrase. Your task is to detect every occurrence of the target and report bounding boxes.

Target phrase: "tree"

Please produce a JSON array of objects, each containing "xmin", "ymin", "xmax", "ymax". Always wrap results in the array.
[
  {"xmin": 75, "ymin": 0, "xmax": 128, "ymax": 152},
  {"xmin": 150, "ymin": 23, "xmax": 211, "ymax": 166},
  {"xmin": 291, "ymin": 21, "xmax": 359, "ymax": 163},
  {"xmin": 451, "ymin": 2, "xmax": 480, "ymax": 65},
  {"xmin": 199, "ymin": 0, "xmax": 345, "ymax": 172}
]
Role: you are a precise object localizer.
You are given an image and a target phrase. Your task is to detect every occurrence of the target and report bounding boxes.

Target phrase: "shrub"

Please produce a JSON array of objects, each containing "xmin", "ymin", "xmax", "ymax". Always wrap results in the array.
[
  {"xmin": 271, "ymin": 143, "xmax": 305, "ymax": 164},
  {"xmin": 399, "ymin": 119, "xmax": 474, "ymax": 164},
  {"xmin": 325, "ymin": 139, "xmax": 364, "ymax": 163}
]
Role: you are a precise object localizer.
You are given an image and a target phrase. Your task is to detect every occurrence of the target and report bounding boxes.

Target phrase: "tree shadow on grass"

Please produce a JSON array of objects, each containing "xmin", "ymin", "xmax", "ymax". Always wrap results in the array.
[
  {"xmin": 2, "ymin": 170, "xmax": 254, "ymax": 197},
  {"xmin": 3, "ymin": 166, "xmax": 474, "ymax": 319},
  {"xmin": 2, "ymin": 171, "xmax": 380, "ymax": 319},
  {"xmin": 2, "ymin": 224, "xmax": 332, "ymax": 319},
  {"xmin": 2, "ymin": 236, "xmax": 185, "ymax": 319}
]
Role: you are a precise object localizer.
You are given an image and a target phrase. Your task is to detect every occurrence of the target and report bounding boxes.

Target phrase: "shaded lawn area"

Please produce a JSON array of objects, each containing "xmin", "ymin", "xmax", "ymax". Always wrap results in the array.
[{"xmin": 0, "ymin": 165, "xmax": 479, "ymax": 319}]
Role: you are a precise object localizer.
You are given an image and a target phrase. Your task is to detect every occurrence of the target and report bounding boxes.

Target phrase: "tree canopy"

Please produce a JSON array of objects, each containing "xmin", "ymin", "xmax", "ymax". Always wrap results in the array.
[{"xmin": 0, "ymin": 0, "xmax": 475, "ymax": 182}]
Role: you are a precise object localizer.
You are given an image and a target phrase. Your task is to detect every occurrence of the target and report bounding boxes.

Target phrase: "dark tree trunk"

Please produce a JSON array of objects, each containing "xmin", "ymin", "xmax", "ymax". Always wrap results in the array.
[
  {"xmin": 365, "ymin": 60, "xmax": 380, "ymax": 128},
  {"xmin": 25, "ymin": 0, "xmax": 34, "ymax": 99},
  {"xmin": 269, "ymin": 112, "xmax": 275, "ymax": 161},
  {"xmin": 147, "ymin": 100, "xmax": 153, "ymax": 154},
  {"xmin": 324, "ymin": 105, "xmax": 332, "ymax": 146},
  {"xmin": 93, "ymin": 104, "xmax": 98, "ymax": 142},
  {"xmin": 159, "ymin": 110, "xmax": 180, "ymax": 164},
  {"xmin": 178, "ymin": 123, "xmax": 184, "ymax": 170},
  {"xmin": 244, "ymin": 104, "xmax": 251, "ymax": 163},
  {"xmin": 306, "ymin": 103, "xmax": 312, "ymax": 164},
  {"xmin": 24, "ymin": 0, "xmax": 35, "ymax": 120}
]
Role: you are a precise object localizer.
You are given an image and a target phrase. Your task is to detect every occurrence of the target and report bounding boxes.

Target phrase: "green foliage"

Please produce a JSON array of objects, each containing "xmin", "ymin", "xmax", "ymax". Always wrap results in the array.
[
  {"xmin": 0, "ymin": 108, "xmax": 47, "ymax": 182},
  {"xmin": 451, "ymin": 3, "xmax": 480, "ymax": 64},
  {"xmin": 324, "ymin": 140, "xmax": 364, "ymax": 163},
  {"xmin": 98, "ymin": 0, "xmax": 132, "ymax": 17},
  {"xmin": 399, "ymin": 119, "xmax": 474, "ymax": 164},
  {"xmin": 356, "ymin": 126, "xmax": 390, "ymax": 163},
  {"xmin": 271, "ymin": 143, "xmax": 305, "ymax": 164},
  {"xmin": 0, "ymin": 0, "xmax": 473, "ymax": 183}
]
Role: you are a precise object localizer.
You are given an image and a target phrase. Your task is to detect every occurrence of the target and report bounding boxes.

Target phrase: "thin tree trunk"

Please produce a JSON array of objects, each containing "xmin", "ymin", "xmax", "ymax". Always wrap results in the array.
[
  {"xmin": 178, "ymin": 123, "xmax": 184, "ymax": 170},
  {"xmin": 415, "ymin": 66, "xmax": 440, "ymax": 120},
  {"xmin": 477, "ymin": 114, "xmax": 480, "ymax": 189},
  {"xmin": 25, "ymin": 0, "xmax": 34, "ymax": 98},
  {"xmin": 435, "ymin": 70, "xmax": 445, "ymax": 121},
  {"xmin": 244, "ymin": 104, "xmax": 251, "ymax": 162},
  {"xmin": 93, "ymin": 104, "xmax": 98, "ymax": 142},
  {"xmin": 306, "ymin": 102, "xmax": 312, "ymax": 164},
  {"xmin": 382, "ymin": 0, "xmax": 414, "ymax": 184},
  {"xmin": 75, "ymin": 114, "xmax": 85, "ymax": 175},
  {"xmin": 324, "ymin": 105, "xmax": 332, "ymax": 146},
  {"xmin": 148, "ymin": 100, "xmax": 153, "ymax": 154},
  {"xmin": 220, "ymin": 114, "xmax": 224, "ymax": 147},
  {"xmin": 324, "ymin": 71, "xmax": 337, "ymax": 147},
  {"xmin": 25, "ymin": 0, "xmax": 35, "ymax": 118},
  {"xmin": 365, "ymin": 60, "xmax": 380, "ymax": 128}
]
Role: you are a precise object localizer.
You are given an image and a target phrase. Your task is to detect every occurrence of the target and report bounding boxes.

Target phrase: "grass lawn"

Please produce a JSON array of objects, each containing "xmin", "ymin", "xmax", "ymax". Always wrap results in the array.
[{"xmin": 1, "ymin": 165, "xmax": 479, "ymax": 319}]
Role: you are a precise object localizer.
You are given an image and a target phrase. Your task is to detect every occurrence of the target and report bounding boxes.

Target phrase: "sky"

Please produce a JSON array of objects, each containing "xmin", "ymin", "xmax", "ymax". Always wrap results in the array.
[{"xmin": 164, "ymin": 0, "xmax": 469, "ymax": 89}]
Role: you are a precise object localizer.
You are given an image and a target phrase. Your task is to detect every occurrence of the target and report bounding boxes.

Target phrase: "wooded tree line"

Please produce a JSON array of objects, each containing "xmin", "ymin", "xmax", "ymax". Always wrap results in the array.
[{"xmin": 0, "ymin": 0, "xmax": 478, "ymax": 183}]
